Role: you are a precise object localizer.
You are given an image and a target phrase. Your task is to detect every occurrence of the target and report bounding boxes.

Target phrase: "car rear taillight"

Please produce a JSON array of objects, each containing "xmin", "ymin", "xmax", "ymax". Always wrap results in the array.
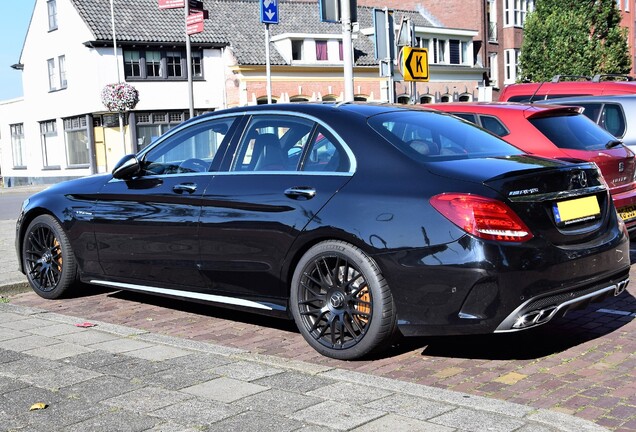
[{"xmin": 431, "ymin": 193, "xmax": 533, "ymax": 242}]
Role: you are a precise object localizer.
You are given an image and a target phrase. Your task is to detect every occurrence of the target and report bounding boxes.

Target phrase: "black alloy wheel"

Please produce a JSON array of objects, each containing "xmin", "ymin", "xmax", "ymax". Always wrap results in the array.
[
  {"xmin": 291, "ymin": 240, "xmax": 397, "ymax": 360},
  {"xmin": 22, "ymin": 214, "xmax": 77, "ymax": 299}
]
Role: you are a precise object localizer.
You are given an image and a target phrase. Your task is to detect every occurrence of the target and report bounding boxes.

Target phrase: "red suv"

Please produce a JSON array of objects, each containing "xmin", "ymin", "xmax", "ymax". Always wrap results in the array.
[
  {"xmin": 429, "ymin": 102, "xmax": 636, "ymax": 231},
  {"xmin": 498, "ymin": 75, "xmax": 636, "ymax": 103}
]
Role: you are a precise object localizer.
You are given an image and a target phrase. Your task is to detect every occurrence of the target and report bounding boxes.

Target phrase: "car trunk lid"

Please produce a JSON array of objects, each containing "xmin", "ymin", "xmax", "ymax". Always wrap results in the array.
[{"xmin": 428, "ymin": 156, "xmax": 614, "ymax": 245}]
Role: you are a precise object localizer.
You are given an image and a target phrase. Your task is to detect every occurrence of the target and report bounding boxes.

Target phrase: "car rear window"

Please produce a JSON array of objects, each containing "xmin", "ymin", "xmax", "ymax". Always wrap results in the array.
[
  {"xmin": 528, "ymin": 113, "xmax": 619, "ymax": 151},
  {"xmin": 368, "ymin": 110, "xmax": 523, "ymax": 161}
]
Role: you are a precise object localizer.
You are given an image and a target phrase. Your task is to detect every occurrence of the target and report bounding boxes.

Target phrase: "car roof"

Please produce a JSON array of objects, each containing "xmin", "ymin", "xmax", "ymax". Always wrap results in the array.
[
  {"xmin": 534, "ymin": 94, "xmax": 636, "ymax": 104},
  {"xmin": 206, "ymin": 101, "xmax": 436, "ymax": 118},
  {"xmin": 499, "ymin": 80, "xmax": 636, "ymax": 101}
]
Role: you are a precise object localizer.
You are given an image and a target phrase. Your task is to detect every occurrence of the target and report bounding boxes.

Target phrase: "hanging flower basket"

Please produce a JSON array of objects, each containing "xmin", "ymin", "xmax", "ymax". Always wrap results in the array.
[{"xmin": 101, "ymin": 82, "xmax": 139, "ymax": 112}]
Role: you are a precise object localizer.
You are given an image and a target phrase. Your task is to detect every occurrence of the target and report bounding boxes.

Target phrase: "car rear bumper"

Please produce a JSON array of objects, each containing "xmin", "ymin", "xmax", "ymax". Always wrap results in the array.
[
  {"xmin": 494, "ymin": 275, "xmax": 629, "ymax": 332},
  {"xmin": 375, "ymin": 229, "xmax": 630, "ymax": 337}
]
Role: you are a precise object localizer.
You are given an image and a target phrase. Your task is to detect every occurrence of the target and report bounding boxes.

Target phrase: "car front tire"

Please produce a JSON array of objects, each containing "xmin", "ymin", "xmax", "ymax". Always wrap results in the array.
[
  {"xmin": 22, "ymin": 214, "xmax": 78, "ymax": 299},
  {"xmin": 290, "ymin": 240, "xmax": 397, "ymax": 360}
]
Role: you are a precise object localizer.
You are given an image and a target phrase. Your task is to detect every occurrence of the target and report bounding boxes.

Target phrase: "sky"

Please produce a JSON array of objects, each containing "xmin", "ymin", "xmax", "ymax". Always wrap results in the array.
[{"xmin": 0, "ymin": 0, "xmax": 37, "ymax": 100}]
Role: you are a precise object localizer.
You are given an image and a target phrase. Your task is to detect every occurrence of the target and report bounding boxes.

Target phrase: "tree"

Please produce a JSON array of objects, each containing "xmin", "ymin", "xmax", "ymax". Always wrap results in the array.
[{"xmin": 518, "ymin": 0, "xmax": 631, "ymax": 82}]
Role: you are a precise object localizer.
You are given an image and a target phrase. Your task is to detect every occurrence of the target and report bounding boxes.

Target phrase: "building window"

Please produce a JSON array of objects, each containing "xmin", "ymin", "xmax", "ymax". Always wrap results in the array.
[
  {"xmin": 47, "ymin": 56, "xmax": 66, "ymax": 91},
  {"xmin": 432, "ymin": 38, "xmax": 447, "ymax": 64},
  {"xmin": 505, "ymin": 0, "xmax": 533, "ymax": 27},
  {"xmin": 10, "ymin": 124, "xmax": 26, "ymax": 168},
  {"xmin": 315, "ymin": 40, "xmax": 328, "ymax": 61},
  {"xmin": 47, "ymin": 58, "xmax": 57, "ymax": 91},
  {"xmin": 146, "ymin": 51, "xmax": 162, "ymax": 77},
  {"xmin": 135, "ymin": 111, "xmax": 186, "ymax": 151},
  {"xmin": 47, "ymin": 0, "xmax": 57, "ymax": 31},
  {"xmin": 489, "ymin": 52, "xmax": 499, "ymax": 87},
  {"xmin": 64, "ymin": 116, "xmax": 90, "ymax": 166},
  {"xmin": 488, "ymin": 0, "xmax": 497, "ymax": 41},
  {"xmin": 257, "ymin": 96, "xmax": 278, "ymax": 104},
  {"xmin": 59, "ymin": 55, "xmax": 67, "ymax": 88},
  {"xmin": 191, "ymin": 51, "xmax": 203, "ymax": 77},
  {"xmin": 449, "ymin": 40, "xmax": 470, "ymax": 65},
  {"xmin": 40, "ymin": 120, "xmax": 60, "ymax": 168},
  {"xmin": 504, "ymin": 48, "xmax": 520, "ymax": 84},
  {"xmin": 124, "ymin": 51, "xmax": 141, "ymax": 77},
  {"xmin": 123, "ymin": 49, "xmax": 201, "ymax": 80},
  {"xmin": 292, "ymin": 40, "xmax": 304, "ymax": 61},
  {"xmin": 166, "ymin": 51, "xmax": 183, "ymax": 77}
]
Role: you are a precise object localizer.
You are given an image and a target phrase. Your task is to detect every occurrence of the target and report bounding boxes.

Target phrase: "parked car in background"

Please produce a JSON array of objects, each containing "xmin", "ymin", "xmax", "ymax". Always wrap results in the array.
[
  {"xmin": 498, "ymin": 74, "xmax": 636, "ymax": 103},
  {"xmin": 534, "ymin": 95, "xmax": 636, "ymax": 152},
  {"xmin": 429, "ymin": 102, "xmax": 636, "ymax": 231},
  {"xmin": 16, "ymin": 103, "xmax": 631, "ymax": 360}
]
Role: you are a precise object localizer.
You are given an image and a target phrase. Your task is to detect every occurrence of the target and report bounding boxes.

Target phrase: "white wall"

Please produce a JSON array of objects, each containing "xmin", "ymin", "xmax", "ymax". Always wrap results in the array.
[{"xmin": 1, "ymin": 0, "xmax": 226, "ymax": 185}]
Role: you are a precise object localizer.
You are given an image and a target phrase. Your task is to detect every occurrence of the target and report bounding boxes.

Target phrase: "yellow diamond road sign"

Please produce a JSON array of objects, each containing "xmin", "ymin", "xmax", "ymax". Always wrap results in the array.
[{"xmin": 402, "ymin": 47, "xmax": 429, "ymax": 82}]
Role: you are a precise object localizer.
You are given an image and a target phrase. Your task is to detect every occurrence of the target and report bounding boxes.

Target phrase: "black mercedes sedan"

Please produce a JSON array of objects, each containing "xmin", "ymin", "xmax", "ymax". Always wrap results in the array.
[{"xmin": 16, "ymin": 103, "xmax": 630, "ymax": 360}]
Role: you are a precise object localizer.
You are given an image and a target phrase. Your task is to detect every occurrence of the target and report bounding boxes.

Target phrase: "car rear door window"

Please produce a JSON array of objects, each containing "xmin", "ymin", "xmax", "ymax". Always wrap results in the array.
[
  {"xmin": 301, "ymin": 127, "xmax": 349, "ymax": 172},
  {"xmin": 452, "ymin": 113, "xmax": 477, "ymax": 123},
  {"xmin": 573, "ymin": 103, "xmax": 602, "ymax": 123},
  {"xmin": 231, "ymin": 115, "xmax": 314, "ymax": 172},
  {"xmin": 479, "ymin": 115, "xmax": 509, "ymax": 137},
  {"xmin": 600, "ymin": 104, "xmax": 626, "ymax": 138}
]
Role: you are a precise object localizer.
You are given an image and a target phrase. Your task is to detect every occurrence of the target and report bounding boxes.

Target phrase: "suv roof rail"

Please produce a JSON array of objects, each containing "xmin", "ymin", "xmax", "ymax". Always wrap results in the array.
[
  {"xmin": 591, "ymin": 74, "xmax": 635, "ymax": 82},
  {"xmin": 550, "ymin": 75, "xmax": 592, "ymax": 83}
]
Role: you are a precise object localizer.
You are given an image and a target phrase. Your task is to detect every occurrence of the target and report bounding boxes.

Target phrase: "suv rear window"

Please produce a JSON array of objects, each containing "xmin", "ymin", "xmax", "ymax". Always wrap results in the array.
[
  {"xmin": 368, "ymin": 111, "xmax": 522, "ymax": 161},
  {"xmin": 528, "ymin": 113, "xmax": 619, "ymax": 151}
]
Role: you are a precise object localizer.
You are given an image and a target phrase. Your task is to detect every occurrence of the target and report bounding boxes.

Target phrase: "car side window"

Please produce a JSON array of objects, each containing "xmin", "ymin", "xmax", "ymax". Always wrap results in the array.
[
  {"xmin": 231, "ymin": 115, "xmax": 314, "ymax": 172},
  {"xmin": 453, "ymin": 113, "xmax": 477, "ymax": 123},
  {"xmin": 600, "ymin": 104, "xmax": 626, "ymax": 137},
  {"xmin": 141, "ymin": 117, "xmax": 235, "ymax": 176},
  {"xmin": 479, "ymin": 115, "xmax": 509, "ymax": 137},
  {"xmin": 301, "ymin": 127, "xmax": 349, "ymax": 172},
  {"xmin": 575, "ymin": 103, "xmax": 602, "ymax": 123}
]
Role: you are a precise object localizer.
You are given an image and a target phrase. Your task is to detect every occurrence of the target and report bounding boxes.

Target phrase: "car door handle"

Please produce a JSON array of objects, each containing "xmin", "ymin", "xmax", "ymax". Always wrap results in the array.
[
  {"xmin": 173, "ymin": 183, "xmax": 197, "ymax": 194},
  {"xmin": 284, "ymin": 187, "xmax": 316, "ymax": 200}
]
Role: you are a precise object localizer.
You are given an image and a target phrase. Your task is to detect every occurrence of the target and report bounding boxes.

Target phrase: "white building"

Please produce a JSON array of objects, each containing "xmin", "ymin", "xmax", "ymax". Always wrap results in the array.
[{"xmin": 0, "ymin": 0, "xmax": 486, "ymax": 187}]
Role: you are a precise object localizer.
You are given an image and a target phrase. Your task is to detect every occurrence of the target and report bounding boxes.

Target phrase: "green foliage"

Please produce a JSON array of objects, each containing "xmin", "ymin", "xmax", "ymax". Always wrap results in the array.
[{"xmin": 518, "ymin": 0, "xmax": 631, "ymax": 82}]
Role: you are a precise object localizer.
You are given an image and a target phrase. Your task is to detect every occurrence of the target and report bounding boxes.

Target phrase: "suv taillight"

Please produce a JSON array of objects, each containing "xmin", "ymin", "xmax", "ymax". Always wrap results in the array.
[{"xmin": 431, "ymin": 193, "xmax": 533, "ymax": 242}]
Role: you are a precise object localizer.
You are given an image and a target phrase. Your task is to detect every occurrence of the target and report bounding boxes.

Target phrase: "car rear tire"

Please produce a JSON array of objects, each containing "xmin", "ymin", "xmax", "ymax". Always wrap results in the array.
[
  {"xmin": 290, "ymin": 240, "xmax": 397, "ymax": 360},
  {"xmin": 22, "ymin": 214, "xmax": 78, "ymax": 299}
]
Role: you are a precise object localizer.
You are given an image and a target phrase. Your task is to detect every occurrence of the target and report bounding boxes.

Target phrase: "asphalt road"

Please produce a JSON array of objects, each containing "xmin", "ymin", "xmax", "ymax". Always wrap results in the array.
[{"xmin": 0, "ymin": 187, "xmax": 45, "ymax": 220}]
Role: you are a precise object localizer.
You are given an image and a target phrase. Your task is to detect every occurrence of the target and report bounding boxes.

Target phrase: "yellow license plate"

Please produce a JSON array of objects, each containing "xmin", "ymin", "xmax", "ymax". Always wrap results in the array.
[
  {"xmin": 618, "ymin": 205, "xmax": 636, "ymax": 221},
  {"xmin": 553, "ymin": 196, "xmax": 601, "ymax": 226}
]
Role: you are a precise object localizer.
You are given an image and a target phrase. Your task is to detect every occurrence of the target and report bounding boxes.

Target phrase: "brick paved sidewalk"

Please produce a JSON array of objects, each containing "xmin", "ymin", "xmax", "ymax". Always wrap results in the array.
[
  {"xmin": 1, "ymin": 302, "xmax": 608, "ymax": 432},
  {"xmin": 8, "ymin": 274, "xmax": 635, "ymax": 431}
]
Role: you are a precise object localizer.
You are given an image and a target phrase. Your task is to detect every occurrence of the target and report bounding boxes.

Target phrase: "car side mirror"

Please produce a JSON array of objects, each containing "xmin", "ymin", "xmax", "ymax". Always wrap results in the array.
[{"xmin": 112, "ymin": 154, "xmax": 141, "ymax": 180}]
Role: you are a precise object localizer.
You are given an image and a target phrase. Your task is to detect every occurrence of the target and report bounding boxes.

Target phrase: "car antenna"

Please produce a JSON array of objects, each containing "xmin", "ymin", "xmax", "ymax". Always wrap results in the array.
[{"xmin": 528, "ymin": 78, "xmax": 548, "ymax": 104}]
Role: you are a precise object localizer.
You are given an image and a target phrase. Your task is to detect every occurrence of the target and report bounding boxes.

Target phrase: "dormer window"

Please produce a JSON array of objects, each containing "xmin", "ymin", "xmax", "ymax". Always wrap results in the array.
[
  {"xmin": 292, "ymin": 40, "xmax": 303, "ymax": 61},
  {"xmin": 316, "ymin": 40, "xmax": 328, "ymax": 61},
  {"xmin": 275, "ymin": 35, "xmax": 344, "ymax": 64}
]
